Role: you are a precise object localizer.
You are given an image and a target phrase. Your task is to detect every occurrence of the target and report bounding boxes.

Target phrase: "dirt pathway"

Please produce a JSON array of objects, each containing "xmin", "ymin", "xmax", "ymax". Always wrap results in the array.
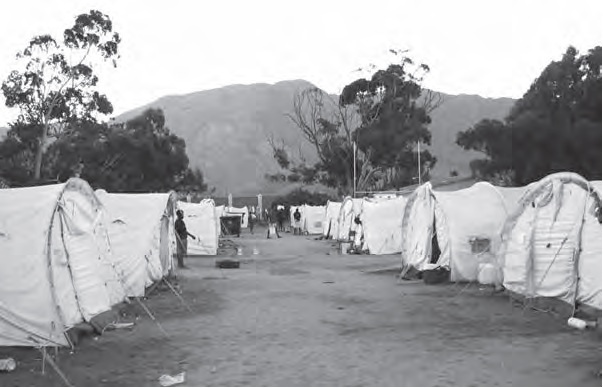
[
  {"xmin": 2, "ymin": 226, "xmax": 601, "ymax": 386},
  {"xmin": 164, "ymin": 228, "xmax": 601, "ymax": 386}
]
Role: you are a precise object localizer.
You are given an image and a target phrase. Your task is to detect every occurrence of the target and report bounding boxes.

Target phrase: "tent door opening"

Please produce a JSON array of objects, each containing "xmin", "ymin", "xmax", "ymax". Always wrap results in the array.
[{"xmin": 429, "ymin": 217, "xmax": 441, "ymax": 264}]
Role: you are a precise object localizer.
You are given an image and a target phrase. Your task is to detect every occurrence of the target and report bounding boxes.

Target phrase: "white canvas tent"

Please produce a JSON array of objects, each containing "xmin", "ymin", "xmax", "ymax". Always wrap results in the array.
[
  {"xmin": 95, "ymin": 190, "xmax": 178, "ymax": 297},
  {"xmin": 359, "ymin": 196, "xmax": 407, "ymax": 255},
  {"xmin": 302, "ymin": 204, "xmax": 326, "ymax": 235},
  {"xmin": 0, "ymin": 179, "xmax": 127, "ymax": 347},
  {"xmin": 336, "ymin": 197, "xmax": 364, "ymax": 241},
  {"xmin": 322, "ymin": 201, "xmax": 342, "ymax": 239},
  {"xmin": 498, "ymin": 173, "xmax": 602, "ymax": 310},
  {"xmin": 401, "ymin": 182, "xmax": 514, "ymax": 282},
  {"xmin": 581, "ymin": 180, "xmax": 602, "ymax": 310},
  {"xmin": 178, "ymin": 199, "xmax": 219, "ymax": 255}
]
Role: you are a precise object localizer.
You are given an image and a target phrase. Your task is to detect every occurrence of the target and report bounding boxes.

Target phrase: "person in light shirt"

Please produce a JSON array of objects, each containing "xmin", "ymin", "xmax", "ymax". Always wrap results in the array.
[{"xmin": 175, "ymin": 209, "xmax": 196, "ymax": 268}]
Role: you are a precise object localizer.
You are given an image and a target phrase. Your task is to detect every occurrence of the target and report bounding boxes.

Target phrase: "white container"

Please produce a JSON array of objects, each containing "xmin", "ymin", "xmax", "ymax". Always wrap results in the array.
[
  {"xmin": 567, "ymin": 317, "xmax": 587, "ymax": 330},
  {"xmin": 0, "ymin": 357, "xmax": 16, "ymax": 372},
  {"xmin": 237, "ymin": 247, "xmax": 243, "ymax": 256},
  {"xmin": 340, "ymin": 242, "xmax": 350, "ymax": 254}
]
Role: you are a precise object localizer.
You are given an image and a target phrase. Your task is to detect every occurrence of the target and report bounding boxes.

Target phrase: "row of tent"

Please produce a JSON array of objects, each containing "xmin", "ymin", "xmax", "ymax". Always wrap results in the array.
[
  {"xmin": 0, "ymin": 179, "xmax": 221, "ymax": 347},
  {"xmin": 2, "ymin": 171, "xmax": 599, "ymax": 346},
  {"xmin": 315, "ymin": 172, "xmax": 601, "ymax": 312}
]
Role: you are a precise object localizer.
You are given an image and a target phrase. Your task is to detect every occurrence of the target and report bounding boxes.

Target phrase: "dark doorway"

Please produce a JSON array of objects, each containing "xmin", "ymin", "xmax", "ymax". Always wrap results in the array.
[{"xmin": 429, "ymin": 216, "xmax": 441, "ymax": 264}]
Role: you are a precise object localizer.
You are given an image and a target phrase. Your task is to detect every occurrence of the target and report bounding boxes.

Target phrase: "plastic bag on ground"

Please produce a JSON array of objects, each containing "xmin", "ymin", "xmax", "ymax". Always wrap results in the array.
[{"xmin": 159, "ymin": 372, "xmax": 186, "ymax": 386}]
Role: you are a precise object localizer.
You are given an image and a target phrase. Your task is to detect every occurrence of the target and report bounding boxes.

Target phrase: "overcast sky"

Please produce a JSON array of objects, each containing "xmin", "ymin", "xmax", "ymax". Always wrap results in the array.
[{"xmin": 0, "ymin": 0, "xmax": 601, "ymax": 126}]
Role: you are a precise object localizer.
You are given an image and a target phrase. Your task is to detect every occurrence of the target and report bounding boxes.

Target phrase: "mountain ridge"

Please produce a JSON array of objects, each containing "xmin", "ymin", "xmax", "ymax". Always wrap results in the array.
[{"xmin": 116, "ymin": 80, "xmax": 516, "ymax": 195}]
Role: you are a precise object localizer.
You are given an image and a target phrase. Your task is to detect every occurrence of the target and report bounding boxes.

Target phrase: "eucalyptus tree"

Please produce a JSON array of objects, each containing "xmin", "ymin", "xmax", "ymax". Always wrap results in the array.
[{"xmin": 2, "ymin": 10, "xmax": 120, "ymax": 180}]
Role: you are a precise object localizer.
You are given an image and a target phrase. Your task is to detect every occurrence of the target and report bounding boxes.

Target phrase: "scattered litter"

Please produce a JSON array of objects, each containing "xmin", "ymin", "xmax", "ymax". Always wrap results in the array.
[
  {"xmin": 567, "ymin": 317, "xmax": 587, "ymax": 330},
  {"xmin": 104, "ymin": 322, "xmax": 135, "ymax": 331},
  {"xmin": 159, "ymin": 372, "xmax": 186, "ymax": 386},
  {"xmin": 0, "ymin": 357, "xmax": 16, "ymax": 372}
]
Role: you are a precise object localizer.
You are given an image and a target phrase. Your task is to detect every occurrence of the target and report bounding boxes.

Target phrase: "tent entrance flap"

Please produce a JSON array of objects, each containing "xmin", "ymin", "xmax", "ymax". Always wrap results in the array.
[{"xmin": 430, "ymin": 217, "xmax": 441, "ymax": 264}]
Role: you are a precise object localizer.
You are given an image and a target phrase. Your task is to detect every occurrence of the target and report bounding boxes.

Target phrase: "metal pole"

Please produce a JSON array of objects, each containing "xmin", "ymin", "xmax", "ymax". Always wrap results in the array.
[
  {"xmin": 353, "ymin": 141, "xmax": 357, "ymax": 198},
  {"xmin": 417, "ymin": 140, "xmax": 421, "ymax": 186}
]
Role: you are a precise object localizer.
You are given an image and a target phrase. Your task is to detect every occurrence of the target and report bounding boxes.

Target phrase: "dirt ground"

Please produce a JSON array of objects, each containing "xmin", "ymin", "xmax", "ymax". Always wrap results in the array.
[{"xmin": 2, "ymin": 225, "xmax": 601, "ymax": 386}]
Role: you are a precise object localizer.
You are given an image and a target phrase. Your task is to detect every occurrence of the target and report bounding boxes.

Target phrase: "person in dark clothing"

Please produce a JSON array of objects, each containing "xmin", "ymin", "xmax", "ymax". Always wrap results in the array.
[
  {"xmin": 175, "ymin": 209, "xmax": 196, "ymax": 268},
  {"xmin": 293, "ymin": 208, "xmax": 302, "ymax": 235},
  {"xmin": 266, "ymin": 207, "xmax": 281, "ymax": 239},
  {"xmin": 276, "ymin": 208, "xmax": 286, "ymax": 232},
  {"xmin": 249, "ymin": 210, "xmax": 256, "ymax": 234}
]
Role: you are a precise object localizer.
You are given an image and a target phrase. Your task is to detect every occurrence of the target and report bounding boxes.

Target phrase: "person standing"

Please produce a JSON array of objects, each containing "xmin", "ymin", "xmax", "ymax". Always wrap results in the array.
[
  {"xmin": 293, "ymin": 208, "xmax": 302, "ymax": 235},
  {"xmin": 276, "ymin": 207, "xmax": 285, "ymax": 232},
  {"xmin": 266, "ymin": 207, "xmax": 281, "ymax": 239},
  {"xmin": 249, "ymin": 209, "xmax": 256, "ymax": 234},
  {"xmin": 175, "ymin": 209, "xmax": 196, "ymax": 268}
]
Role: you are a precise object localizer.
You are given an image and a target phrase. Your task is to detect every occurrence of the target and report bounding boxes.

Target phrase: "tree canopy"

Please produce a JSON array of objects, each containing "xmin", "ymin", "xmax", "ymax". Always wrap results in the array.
[
  {"xmin": 0, "ymin": 108, "xmax": 207, "ymax": 193},
  {"xmin": 0, "ymin": 11, "xmax": 208, "ymax": 194},
  {"xmin": 1, "ymin": 9, "xmax": 120, "ymax": 179},
  {"xmin": 270, "ymin": 188, "xmax": 335, "ymax": 209},
  {"xmin": 457, "ymin": 45, "xmax": 602, "ymax": 185},
  {"xmin": 268, "ymin": 51, "xmax": 441, "ymax": 195}
]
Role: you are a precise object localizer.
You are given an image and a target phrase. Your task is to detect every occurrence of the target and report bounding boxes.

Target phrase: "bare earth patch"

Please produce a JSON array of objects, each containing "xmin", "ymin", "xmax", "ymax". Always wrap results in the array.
[{"xmin": 2, "ymin": 227, "xmax": 601, "ymax": 386}]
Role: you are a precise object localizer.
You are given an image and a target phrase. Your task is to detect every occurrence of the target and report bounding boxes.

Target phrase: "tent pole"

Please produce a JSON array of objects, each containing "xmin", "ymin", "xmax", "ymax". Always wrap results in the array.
[
  {"xmin": 135, "ymin": 297, "xmax": 169, "ymax": 337},
  {"xmin": 39, "ymin": 347, "xmax": 73, "ymax": 387},
  {"xmin": 353, "ymin": 141, "xmax": 357, "ymax": 198},
  {"xmin": 418, "ymin": 140, "xmax": 421, "ymax": 186},
  {"xmin": 163, "ymin": 277, "xmax": 194, "ymax": 313}
]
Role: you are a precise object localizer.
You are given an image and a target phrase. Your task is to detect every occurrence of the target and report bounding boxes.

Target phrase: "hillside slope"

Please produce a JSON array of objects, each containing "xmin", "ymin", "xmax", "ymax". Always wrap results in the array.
[
  {"xmin": 428, "ymin": 93, "xmax": 515, "ymax": 178},
  {"xmin": 117, "ymin": 81, "xmax": 515, "ymax": 195}
]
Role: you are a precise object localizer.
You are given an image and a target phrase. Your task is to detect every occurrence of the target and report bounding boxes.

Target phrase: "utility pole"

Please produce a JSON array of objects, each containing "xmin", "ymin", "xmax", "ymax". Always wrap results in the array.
[
  {"xmin": 417, "ymin": 140, "xmax": 421, "ymax": 186},
  {"xmin": 353, "ymin": 141, "xmax": 357, "ymax": 198}
]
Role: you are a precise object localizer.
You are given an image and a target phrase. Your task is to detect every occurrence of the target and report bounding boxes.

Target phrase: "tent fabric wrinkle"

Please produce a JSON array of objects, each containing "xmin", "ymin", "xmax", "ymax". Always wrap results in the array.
[
  {"xmin": 322, "ymin": 201, "xmax": 342, "ymax": 239},
  {"xmin": 95, "ymin": 190, "xmax": 178, "ymax": 298},
  {"xmin": 0, "ymin": 178, "xmax": 127, "ymax": 347},
  {"xmin": 358, "ymin": 196, "xmax": 407, "ymax": 255},
  {"xmin": 337, "ymin": 197, "xmax": 363, "ymax": 242},
  {"xmin": 401, "ymin": 181, "xmax": 514, "ymax": 282},
  {"xmin": 498, "ymin": 173, "xmax": 601, "ymax": 310}
]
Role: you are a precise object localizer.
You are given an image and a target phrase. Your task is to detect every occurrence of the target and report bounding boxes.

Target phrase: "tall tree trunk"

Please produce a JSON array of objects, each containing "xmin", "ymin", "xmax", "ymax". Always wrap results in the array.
[{"xmin": 33, "ymin": 121, "xmax": 49, "ymax": 180}]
